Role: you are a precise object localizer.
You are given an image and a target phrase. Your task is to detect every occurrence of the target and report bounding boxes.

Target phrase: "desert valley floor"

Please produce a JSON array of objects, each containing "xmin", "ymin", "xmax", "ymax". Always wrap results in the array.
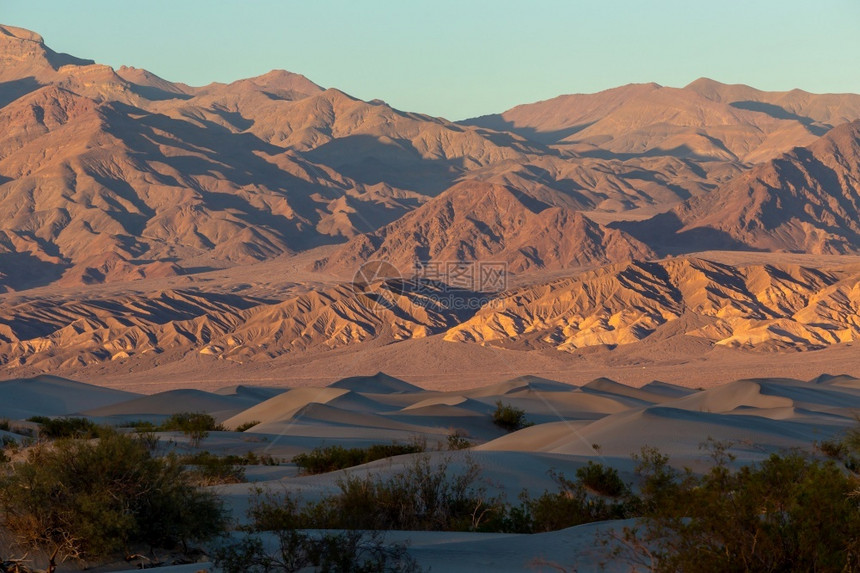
[
  {"xmin": 3, "ymin": 370, "xmax": 860, "ymax": 572},
  {"xmin": 1, "ymin": 21, "xmax": 860, "ymax": 572}
]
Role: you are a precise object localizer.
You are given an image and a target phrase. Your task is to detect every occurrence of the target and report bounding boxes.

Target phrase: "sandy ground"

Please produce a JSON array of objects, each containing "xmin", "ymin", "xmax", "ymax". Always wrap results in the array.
[{"xmin": 3, "ymin": 371, "xmax": 860, "ymax": 571}]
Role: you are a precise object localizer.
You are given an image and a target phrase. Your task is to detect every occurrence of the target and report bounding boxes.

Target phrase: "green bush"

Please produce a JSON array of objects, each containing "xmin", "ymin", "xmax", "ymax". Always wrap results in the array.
[
  {"xmin": 160, "ymin": 412, "xmax": 224, "ymax": 447},
  {"xmin": 817, "ymin": 437, "xmax": 848, "ymax": 459},
  {"xmin": 217, "ymin": 484, "xmax": 429, "ymax": 572},
  {"xmin": 446, "ymin": 430, "xmax": 473, "ymax": 450},
  {"xmin": 122, "ymin": 419, "xmax": 158, "ymax": 432},
  {"xmin": 491, "ymin": 401, "xmax": 532, "ymax": 432},
  {"xmin": 292, "ymin": 443, "xmax": 425, "ymax": 475},
  {"xmin": 217, "ymin": 485, "xmax": 426, "ymax": 573},
  {"xmin": 235, "ymin": 420, "xmax": 261, "ymax": 432},
  {"xmin": 215, "ymin": 528, "xmax": 421, "ymax": 573},
  {"xmin": 0, "ymin": 430, "xmax": 226, "ymax": 560},
  {"xmin": 507, "ymin": 469, "xmax": 631, "ymax": 533},
  {"xmin": 575, "ymin": 461, "xmax": 628, "ymax": 498},
  {"xmin": 311, "ymin": 454, "xmax": 500, "ymax": 531},
  {"xmin": 253, "ymin": 454, "xmax": 498, "ymax": 533},
  {"xmin": 26, "ymin": 416, "xmax": 102, "ymax": 439},
  {"xmin": 179, "ymin": 451, "xmax": 247, "ymax": 485},
  {"xmin": 616, "ymin": 444, "xmax": 860, "ymax": 572}
]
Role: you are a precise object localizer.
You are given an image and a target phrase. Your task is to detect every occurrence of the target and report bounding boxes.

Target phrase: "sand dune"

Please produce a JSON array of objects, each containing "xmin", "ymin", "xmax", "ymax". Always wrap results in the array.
[
  {"xmin": 0, "ymin": 375, "xmax": 136, "ymax": 419},
  {"xmin": 541, "ymin": 405, "xmax": 846, "ymax": 461},
  {"xmin": 222, "ymin": 387, "xmax": 352, "ymax": 429},
  {"xmin": 83, "ymin": 388, "xmax": 260, "ymax": 420},
  {"xmin": 814, "ymin": 373, "xmax": 860, "ymax": 388},
  {"xmin": 461, "ymin": 375, "xmax": 577, "ymax": 398},
  {"xmin": 90, "ymin": 371, "xmax": 860, "ymax": 466},
  {"xmin": 329, "ymin": 371, "xmax": 423, "ymax": 394},
  {"xmin": 4, "ymin": 369, "xmax": 860, "ymax": 571}
]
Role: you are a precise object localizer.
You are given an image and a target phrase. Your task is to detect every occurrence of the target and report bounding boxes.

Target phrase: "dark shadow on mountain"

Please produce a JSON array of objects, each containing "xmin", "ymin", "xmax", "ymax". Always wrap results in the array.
[
  {"xmin": 0, "ymin": 287, "xmax": 259, "ymax": 339},
  {"xmin": 0, "ymin": 253, "xmax": 67, "ymax": 291},
  {"xmin": 0, "ymin": 77, "xmax": 41, "ymax": 108},
  {"xmin": 209, "ymin": 107, "xmax": 254, "ymax": 131},
  {"xmin": 613, "ymin": 211, "xmax": 757, "ymax": 256},
  {"xmin": 574, "ymin": 144, "xmax": 732, "ymax": 163},
  {"xmin": 305, "ymin": 134, "xmax": 464, "ymax": 195},
  {"xmin": 729, "ymin": 101, "xmax": 830, "ymax": 135},
  {"xmin": 502, "ymin": 183, "xmax": 555, "ymax": 213},
  {"xmin": 77, "ymin": 291, "xmax": 262, "ymax": 326},
  {"xmin": 381, "ymin": 278, "xmax": 487, "ymax": 322},
  {"xmin": 511, "ymin": 166, "xmax": 596, "ymax": 210},
  {"xmin": 86, "ymin": 173, "xmax": 154, "ymax": 236},
  {"xmin": 45, "ymin": 49, "xmax": 94, "ymax": 70},
  {"xmin": 126, "ymin": 83, "xmax": 192, "ymax": 102},
  {"xmin": 619, "ymin": 169, "xmax": 694, "ymax": 200},
  {"xmin": 101, "ymin": 101, "xmax": 359, "ymax": 248},
  {"xmin": 112, "ymin": 234, "xmax": 151, "ymax": 258},
  {"xmin": 463, "ymin": 126, "xmax": 559, "ymax": 157},
  {"xmin": 181, "ymin": 266, "xmax": 220, "ymax": 275},
  {"xmin": 13, "ymin": 230, "xmax": 63, "ymax": 259},
  {"xmin": 460, "ymin": 114, "xmax": 596, "ymax": 145},
  {"xmin": 620, "ymin": 260, "xmax": 685, "ymax": 307},
  {"xmin": 773, "ymin": 148, "xmax": 860, "ymax": 245}
]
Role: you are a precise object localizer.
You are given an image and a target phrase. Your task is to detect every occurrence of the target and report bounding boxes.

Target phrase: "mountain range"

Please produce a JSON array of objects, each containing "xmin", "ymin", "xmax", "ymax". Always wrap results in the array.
[{"xmin": 1, "ymin": 23, "xmax": 859, "ymax": 383}]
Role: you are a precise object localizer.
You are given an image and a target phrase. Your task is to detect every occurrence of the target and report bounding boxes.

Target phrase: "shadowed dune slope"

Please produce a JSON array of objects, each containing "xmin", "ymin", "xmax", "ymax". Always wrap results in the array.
[{"xmin": 0, "ymin": 375, "xmax": 137, "ymax": 418}]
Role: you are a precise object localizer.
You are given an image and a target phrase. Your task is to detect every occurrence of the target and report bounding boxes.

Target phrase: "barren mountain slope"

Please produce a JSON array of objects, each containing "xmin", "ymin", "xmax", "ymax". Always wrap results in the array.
[
  {"xmin": 0, "ymin": 280, "xmax": 481, "ymax": 374},
  {"xmin": 652, "ymin": 120, "xmax": 860, "ymax": 254},
  {"xmin": 6, "ymin": 25, "xmax": 860, "ymax": 295},
  {"xmin": 445, "ymin": 257, "xmax": 860, "ymax": 351},
  {"xmin": 464, "ymin": 79, "xmax": 860, "ymax": 164},
  {"xmin": 0, "ymin": 25, "xmax": 549, "ymax": 290},
  {"xmin": 2, "ymin": 256, "xmax": 858, "ymax": 381},
  {"xmin": 316, "ymin": 180, "xmax": 655, "ymax": 276}
]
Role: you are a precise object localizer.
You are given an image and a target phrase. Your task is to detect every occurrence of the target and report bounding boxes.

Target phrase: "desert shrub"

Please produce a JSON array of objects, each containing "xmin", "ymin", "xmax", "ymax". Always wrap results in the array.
[
  {"xmin": 235, "ymin": 420, "xmax": 261, "ymax": 432},
  {"xmin": 219, "ymin": 486, "xmax": 426, "ymax": 573},
  {"xmin": 310, "ymin": 454, "xmax": 500, "ymax": 532},
  {"xmin": 292, "ymin": 443, "xmax": 425, "ymax": 475},
  {"xmin": 217, "ymin": 487, "xmax": 425, "ymax": 572},
  {"xmin": 256, "ymin": 454, "xmax": 499, "ymax": 533},
  {"xmin": 160, "ymin": 412, "xmax": 224, "ymax": 447},
  {"xmin": 615, "ymin": 445, "xmax": 860, "ymax": 572},
  {"xmin": 575, "ymin": 461, "xmax": 629, "ymax": 498},
  {"xmin": 243, "ymin": 450, "xmax": 281, "ymax": 466},
  {"xmin": 491, "ymin": 401, "xmax": 531, "ymax": 432},
  {"xmin": 215, "ymin": 528, "xmax": 421, "ymax": 573},
  {"xmin": 26, "ymin": 416, "xmax": 102, "ymax": 439},
  {"xmin": 122, "ymin": 419, "xmax": 158, "ymax": 432},
  {"xmin": 817, "ymin": 437, "xmax": 848, "ymax": 459},
  {"xmin": 446, "ymin": 430, "xmax": 473, "ymax": 450},
  {"xmin": 180, "ymin": 451, "xmax": 247, "ymax": 485},
  {"xmin": 0, "ymin": 419, "xmax": 9, "ymax": 432},
  {"xmin": 630, "ymin": 445, "xmax": 691, "ymax": 517},
  {"xmin": 134, "ymin": 429, "xmax": 160, "ymax": 452},
  {"xmin": 509, "ymin": 469, "xmax": 631, "ymax": 533},
  {"xmin": 0, "ymin": 429, "xmax": 226, "ymax": 560}
]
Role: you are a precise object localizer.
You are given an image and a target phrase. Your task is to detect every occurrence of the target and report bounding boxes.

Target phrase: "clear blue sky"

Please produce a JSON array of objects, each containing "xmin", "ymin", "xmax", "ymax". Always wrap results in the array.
[{"xmin": 5, "ymin": 0, "xmax": 859, "ymax": 120}]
